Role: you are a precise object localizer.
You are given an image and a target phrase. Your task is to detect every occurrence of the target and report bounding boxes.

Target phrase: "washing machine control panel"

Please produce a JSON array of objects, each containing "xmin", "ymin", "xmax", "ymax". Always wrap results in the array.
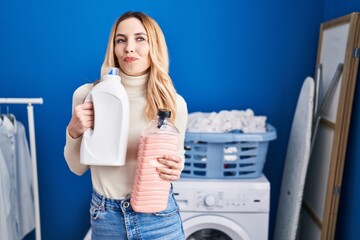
[
  {"xmin": 198, "ymin": 192, "xmax": 222, "ymax": 209},
  {"xmin": 196, "ymin": 191, "xmax": 237, "ymax": 210},
  {"xmin": 172, "ymin": 177, "xmax": 270, "ymax": 213},
  {"xmin": 194, "ymin": 188, "xmax": 268, "ymax": 212},
  {"xmin": 204, "ymin": 194, "xmax": 217, "ymax": 207}
]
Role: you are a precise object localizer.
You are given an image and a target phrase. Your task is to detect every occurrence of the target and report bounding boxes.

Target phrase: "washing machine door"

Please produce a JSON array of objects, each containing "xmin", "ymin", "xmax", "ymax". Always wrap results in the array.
[{"xmin": 183, "ymin": 215, "xmax": 251, "ymax": 240}]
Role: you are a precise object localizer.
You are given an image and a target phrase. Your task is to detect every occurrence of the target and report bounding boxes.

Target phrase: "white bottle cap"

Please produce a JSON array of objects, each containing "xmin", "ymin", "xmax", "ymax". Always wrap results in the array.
[{"xmin": 105, "ymin": 67, "xmax": 119, "ymax": 76}]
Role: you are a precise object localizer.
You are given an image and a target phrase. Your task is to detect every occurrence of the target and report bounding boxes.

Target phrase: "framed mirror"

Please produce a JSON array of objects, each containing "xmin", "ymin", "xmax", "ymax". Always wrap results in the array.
[{"xmin": 299, "ymin": 12, "xmax": 360, "ymax": 240}]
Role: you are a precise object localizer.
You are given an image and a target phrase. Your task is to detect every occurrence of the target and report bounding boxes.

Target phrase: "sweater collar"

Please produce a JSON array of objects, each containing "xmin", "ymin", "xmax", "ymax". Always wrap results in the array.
[{"xmin": 120, "ymin": 71, "xmax": 148, "ymax": 98}]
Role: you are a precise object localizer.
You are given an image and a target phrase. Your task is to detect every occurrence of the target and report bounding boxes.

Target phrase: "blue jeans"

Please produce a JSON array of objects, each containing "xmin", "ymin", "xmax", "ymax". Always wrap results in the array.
[{"xmin": 90, "ymin": 186, "xmax": 185, "ymax": 240}]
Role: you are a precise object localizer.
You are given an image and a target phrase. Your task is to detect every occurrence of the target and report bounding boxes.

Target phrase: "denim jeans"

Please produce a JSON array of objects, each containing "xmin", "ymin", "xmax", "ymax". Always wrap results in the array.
[{"xmin": 90, "ymin": 186, "xmax": 185, "ymax": 240}]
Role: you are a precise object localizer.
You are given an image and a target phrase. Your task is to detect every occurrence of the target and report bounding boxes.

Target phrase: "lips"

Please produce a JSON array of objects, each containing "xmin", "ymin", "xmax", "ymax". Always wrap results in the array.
[{"xmin": 124, "ymin": 57, "xmax": 138, "ymax": 62}]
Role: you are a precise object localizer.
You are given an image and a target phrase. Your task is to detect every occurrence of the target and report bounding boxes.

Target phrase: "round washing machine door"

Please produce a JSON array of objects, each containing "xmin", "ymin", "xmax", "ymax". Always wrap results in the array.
[{"xmin": 183, "ymin": 215, "xmax": 251, "ymax": 240}]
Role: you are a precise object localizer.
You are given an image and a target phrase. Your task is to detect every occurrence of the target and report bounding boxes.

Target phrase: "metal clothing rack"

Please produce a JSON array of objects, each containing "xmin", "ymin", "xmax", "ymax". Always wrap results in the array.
[{"xmin": 0, "ymin": 97, "xmax": 43, "ymax": 240}]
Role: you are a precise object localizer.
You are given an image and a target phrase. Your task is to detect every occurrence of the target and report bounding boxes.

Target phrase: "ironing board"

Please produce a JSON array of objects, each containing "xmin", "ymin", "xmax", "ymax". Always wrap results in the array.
[{"xmin": 273, "ymin": 77, "xmax": 315, "ymax": 240}]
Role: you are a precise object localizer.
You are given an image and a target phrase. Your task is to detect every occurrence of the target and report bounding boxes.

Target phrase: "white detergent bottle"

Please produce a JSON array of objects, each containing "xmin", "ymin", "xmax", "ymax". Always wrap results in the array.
[
  {"xmin": 80, "ymin": 67, "xmax": 129, "ymax": 166},
  {"xmin": 131, "ymin": 109, "xmax": 180, "ymax": 213}
]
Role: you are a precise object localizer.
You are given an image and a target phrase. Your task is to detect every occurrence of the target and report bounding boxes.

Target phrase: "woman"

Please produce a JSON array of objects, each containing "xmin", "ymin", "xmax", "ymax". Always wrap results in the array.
[{"xmin": 64, "ymin": 11, "xmax": 188, "ymax": 239}]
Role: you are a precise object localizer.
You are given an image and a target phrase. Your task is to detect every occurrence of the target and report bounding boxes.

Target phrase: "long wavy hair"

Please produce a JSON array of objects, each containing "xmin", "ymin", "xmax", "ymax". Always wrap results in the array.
[{"xmin": 100, "ymin": 11, "xmax": 177, "ymax": 121}]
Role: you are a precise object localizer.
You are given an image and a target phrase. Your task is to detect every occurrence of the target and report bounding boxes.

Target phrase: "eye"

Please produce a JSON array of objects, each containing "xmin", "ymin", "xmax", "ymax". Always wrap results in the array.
[
  {"xmin": 136, "ymin": 36, "xmax": 146, "ymax": 42},
  {"xmin": 115, "ymin": 38, "xmax": 125, "ymax": 44}
]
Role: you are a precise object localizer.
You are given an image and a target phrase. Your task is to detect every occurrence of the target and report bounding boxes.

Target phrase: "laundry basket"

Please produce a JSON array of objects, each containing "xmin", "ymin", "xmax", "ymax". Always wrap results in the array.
[{"xmin": 181, "ymin": 124, "xmax": 277, "ymax": 179}]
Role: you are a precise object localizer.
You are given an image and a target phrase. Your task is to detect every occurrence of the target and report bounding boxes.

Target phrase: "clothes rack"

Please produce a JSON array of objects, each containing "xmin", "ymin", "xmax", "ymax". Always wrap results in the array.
[{"xmin": 0, "ymin": 97, "xmax": 43, "ymax": 240}]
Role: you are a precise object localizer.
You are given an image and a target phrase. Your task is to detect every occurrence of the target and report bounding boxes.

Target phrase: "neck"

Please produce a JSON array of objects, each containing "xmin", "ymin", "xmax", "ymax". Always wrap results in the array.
[{"xmin": 120, "ymin": 71, "xmax": 149, "ymax": 98}]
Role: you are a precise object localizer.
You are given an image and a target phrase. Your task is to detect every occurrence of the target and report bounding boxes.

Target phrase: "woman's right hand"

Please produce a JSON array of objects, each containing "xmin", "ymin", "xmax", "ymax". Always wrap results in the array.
[{"xmin": 67, "ymin": 102, "xmax": 94, "ymax": 139}]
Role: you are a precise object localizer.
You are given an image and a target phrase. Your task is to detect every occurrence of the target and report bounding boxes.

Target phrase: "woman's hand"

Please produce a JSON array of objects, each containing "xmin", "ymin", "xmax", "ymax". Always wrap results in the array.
[
  {"xmin": 67, "ymin": 102, "xmax": 94, "ymax": 139},
  {"xmin": 157, "ymin": 155, "xmax": 183, "ymax": 181}
]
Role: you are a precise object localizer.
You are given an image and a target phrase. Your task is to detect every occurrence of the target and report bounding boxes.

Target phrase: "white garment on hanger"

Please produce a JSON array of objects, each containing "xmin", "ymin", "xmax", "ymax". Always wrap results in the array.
[
  {"xmin": 0, "ymin": 117, "xmax": 35, "ymax": 240},
  {"xmin": 0, "ymin": 150, "xmax": 14, "ymax": 240},
  {"xmin": 15, "ymin": 122, "xmax": 35, "ymax": 238},
  {"xmin": 0, "ymin": 116, "xmax": 17, "ymax": 240}
]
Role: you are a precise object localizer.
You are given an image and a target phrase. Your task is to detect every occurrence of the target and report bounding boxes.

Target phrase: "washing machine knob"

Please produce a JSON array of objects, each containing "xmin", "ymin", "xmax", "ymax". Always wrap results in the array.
[{"xmin": 204, "ymin": 195, "xmax": 217, "ymax": 207}]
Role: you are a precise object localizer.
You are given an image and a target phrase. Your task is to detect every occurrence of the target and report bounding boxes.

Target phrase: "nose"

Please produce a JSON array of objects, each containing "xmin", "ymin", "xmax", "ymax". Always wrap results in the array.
[{"xmin": 125, "ymin": 41, "xmax": 135, "ymax": 53}]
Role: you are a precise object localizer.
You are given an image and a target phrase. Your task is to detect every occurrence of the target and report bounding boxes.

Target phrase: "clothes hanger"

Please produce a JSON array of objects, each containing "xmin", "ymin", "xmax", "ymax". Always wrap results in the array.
[
  {"xmin": 7, "ymin": 106, "xmax": 17, "ymax": 133},
  {"xmin": 0, "ymin": 105, "xmax": 17, "ymax": 133},
  {"xmin": 0, "ymin": 106, "xmax": 4, "ymax": 124}
]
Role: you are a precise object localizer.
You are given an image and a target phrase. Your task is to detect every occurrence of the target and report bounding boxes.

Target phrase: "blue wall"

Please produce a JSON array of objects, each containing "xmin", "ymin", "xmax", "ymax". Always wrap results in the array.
[{"xmin": 0, "ymin": 0, "xmax": 357, "ymax": 239}]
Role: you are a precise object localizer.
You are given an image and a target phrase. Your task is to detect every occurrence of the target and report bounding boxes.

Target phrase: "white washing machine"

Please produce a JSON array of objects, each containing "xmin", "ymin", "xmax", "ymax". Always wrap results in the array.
[{"xmin": 172, "ymin": 175, "xmax": 270, "ymax": 240}]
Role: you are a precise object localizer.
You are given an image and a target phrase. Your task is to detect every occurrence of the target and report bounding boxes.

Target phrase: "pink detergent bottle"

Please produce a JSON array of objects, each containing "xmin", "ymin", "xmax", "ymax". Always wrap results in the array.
[{"xmin": 131, "ymin": 109, "xmax": 180, "ymax": 213}]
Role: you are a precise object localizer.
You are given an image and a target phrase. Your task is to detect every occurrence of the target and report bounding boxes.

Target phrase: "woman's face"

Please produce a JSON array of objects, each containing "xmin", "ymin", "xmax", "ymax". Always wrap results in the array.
[{"xmin": 114, "ymin": 17, "xmax": 151, "ymax": 76}]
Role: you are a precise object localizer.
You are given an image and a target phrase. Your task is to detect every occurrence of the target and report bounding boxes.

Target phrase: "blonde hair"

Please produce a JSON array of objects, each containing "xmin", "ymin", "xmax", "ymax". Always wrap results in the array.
[{"xmin": 101, "ymin": 11, "xmax": 177, "ymax": 121}]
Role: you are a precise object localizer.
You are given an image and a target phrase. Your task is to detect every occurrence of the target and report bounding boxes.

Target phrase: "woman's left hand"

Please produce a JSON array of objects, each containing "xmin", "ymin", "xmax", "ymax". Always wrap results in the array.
[{"xmin": 157, "ymin": 155, "xmax": 183, "ymax": 181}]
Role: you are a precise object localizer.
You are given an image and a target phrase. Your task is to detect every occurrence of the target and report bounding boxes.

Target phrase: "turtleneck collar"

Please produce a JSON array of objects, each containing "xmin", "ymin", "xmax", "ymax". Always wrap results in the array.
[{"xmin": 119, "ymin": 71, "xmax": 149, "ymax": 98}]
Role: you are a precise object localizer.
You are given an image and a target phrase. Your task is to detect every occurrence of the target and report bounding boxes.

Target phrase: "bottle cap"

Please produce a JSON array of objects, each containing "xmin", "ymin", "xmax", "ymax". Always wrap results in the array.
[
  {"xmin": 106, "ymin": 67, "xmax": 119, "ymax": 76},
  {"xmin": 157, "ymin": 109, "xmax": 171, "ymax": 119}
]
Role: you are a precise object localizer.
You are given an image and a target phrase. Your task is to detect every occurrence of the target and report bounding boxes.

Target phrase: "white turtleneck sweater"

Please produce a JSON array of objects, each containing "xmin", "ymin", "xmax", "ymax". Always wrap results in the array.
[{"xmin": 64, "ymin": 72, "xmax": 188, "ymax": 199}]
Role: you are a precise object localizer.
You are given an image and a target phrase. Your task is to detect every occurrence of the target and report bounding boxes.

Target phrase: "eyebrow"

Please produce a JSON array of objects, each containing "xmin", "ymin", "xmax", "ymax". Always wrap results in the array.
[{"xmin": 115, "ymin": 32, "xmax": 148, "ymax": 37}]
